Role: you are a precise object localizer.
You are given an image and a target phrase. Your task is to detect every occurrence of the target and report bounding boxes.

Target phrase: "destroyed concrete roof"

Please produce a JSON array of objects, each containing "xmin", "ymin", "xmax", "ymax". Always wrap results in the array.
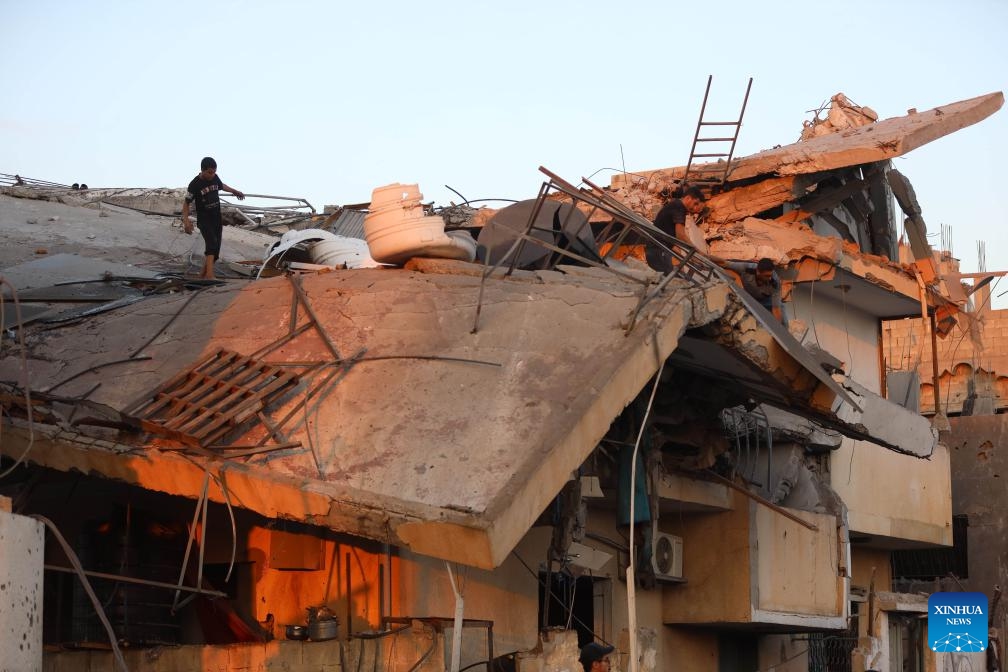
[
  {"xmin": 612, "ymin": 92, "xmax": 1003, "ymax": 187},
  {"xmin": 724, "ymin": 91, "xmax": 1003, "ymax": 181},
  {"xmin": 1, "ymin": 252, "xmax": 937, "ymax": 568}
]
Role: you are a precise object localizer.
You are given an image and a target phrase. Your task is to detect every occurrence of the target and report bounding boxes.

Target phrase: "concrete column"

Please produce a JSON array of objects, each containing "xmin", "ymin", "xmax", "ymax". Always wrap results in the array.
[{"xmin": 0, "ymin": 497, "xmax": 44, "ymax": 672}]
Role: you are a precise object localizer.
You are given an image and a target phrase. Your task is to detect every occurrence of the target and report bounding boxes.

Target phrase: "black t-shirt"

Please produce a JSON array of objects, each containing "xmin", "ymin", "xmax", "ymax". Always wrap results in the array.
[
  {"xmin": 186, "ymin": 174, "xmax": 224, "ymax": 224},
  {"xmin": 652, "ymin": 199, "xmax": 688, "ymax": 239}
]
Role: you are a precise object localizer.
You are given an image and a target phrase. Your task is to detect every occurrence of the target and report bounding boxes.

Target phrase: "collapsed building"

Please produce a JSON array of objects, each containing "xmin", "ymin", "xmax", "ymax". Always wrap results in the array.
[{"xmin": 0, "ymin": 90, "xmax": 1003, "ymax": 672}]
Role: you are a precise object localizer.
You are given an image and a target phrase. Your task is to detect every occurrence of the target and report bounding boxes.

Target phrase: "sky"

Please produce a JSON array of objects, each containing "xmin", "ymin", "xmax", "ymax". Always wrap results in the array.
[{"xmin": 2, "ymin": 1, "xmax": 1006, "ymax": 303}]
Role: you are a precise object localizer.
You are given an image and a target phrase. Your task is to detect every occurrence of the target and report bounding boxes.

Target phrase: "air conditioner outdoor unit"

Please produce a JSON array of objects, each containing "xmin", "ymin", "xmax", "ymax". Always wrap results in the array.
[{"xmin": 651, "ymin": 532, "xmax": 683, "ymax": 581}]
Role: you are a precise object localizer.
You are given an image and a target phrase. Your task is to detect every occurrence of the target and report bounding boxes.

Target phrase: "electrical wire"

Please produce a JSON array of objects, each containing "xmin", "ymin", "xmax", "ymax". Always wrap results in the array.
[
  {"xmin": 0, "ymin": 277, "xmax": 35, "ymax": 480},
  {"xmin": 509, "ymin": 550, "xmax": 613, "ymax": 647},
  {"xmin": 627, "ymin": 359, "xmax": 665, "ymax": 672}
]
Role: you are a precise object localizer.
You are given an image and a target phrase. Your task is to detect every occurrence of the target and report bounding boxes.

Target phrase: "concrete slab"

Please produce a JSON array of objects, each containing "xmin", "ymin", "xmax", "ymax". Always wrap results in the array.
[{"xmin": 1, "ymin": 253, "xmax": 159, "ymax": 293}]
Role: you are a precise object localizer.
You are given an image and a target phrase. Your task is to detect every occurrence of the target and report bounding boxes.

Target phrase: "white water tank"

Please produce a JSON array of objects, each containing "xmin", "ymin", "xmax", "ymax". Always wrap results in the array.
[{"xmin": 364, "ymin": 183, "xmax": 476, "ymax": 265}]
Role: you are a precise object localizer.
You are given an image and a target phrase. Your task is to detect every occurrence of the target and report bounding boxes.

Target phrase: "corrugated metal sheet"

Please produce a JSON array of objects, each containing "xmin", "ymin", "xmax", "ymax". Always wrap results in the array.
[{"xmin": 330, "ymin": 209, "xmax": 366, "ymax": 239}]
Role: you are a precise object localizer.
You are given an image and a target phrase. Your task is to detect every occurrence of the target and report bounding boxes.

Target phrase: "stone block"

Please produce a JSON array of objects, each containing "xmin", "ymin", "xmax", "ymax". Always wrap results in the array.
[
  {"xmin": 265, "ymin": 640, "xmax": 304, "ymax": 670},
  {"xmin": 301, "ymin": 639, "xmax": 342, "ymax": 670}
]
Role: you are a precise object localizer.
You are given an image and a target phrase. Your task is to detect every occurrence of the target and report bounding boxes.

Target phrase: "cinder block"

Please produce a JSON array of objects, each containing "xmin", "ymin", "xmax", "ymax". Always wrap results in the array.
[
  {"xmin": 228, "ymin": 642, "xmax": 271, "ymax": 671},
  {"xmin": 266, "ymin": 641, "xmax": 303, "ymax": 671},
  {"xmin": 199, "ymin": 645, "xmax": 232, "ymax": 672},
  {"xmin": 300, "ymin": 639, "xmax": 343, "ymax": 670}
]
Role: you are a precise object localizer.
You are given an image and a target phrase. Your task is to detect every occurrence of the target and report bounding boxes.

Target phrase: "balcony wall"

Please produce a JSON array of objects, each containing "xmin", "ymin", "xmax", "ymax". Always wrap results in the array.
[{"xmin": 661, "ymin": 489, "xmax": 845, "ymax": 628}]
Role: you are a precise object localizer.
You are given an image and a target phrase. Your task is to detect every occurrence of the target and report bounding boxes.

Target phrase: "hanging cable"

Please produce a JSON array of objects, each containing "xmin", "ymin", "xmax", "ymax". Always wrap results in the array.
[
  {"xmin": 0, "ymin": 278, "xmax": 35, "ymax": 480},
  {"xmin": 510, "ymin": 550, "xmax": 612, "ymax": 646}
]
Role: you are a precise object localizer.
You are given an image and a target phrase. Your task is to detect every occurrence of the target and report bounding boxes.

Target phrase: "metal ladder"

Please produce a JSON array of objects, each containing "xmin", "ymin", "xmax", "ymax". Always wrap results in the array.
[{"xmin": 682, "ymin": 76, "xmax": 753, "ymax": 187}]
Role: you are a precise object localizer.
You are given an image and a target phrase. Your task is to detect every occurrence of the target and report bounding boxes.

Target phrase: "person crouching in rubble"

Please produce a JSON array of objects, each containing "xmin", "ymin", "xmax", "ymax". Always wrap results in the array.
[
  {"xmin": 645, "ymin": 185, "xmax": 706, "ymax": 272},
  {"xmin": 181, "ymin": 156, "xmax": 245, "ymax": 279},
  {"xmin": 717, "ymin": 257, "xmax": 788, "ymax": 325}
]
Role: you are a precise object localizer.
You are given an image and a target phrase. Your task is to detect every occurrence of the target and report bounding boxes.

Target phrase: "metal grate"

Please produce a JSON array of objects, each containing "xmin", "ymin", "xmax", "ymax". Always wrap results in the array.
[
  {"xmin": 719, "ymin": 406, "xmax": 773, "ymax": 489},
  {"xmin": 892, "ymin": 514, "xmax": 969, "ymax": 580},
  {"xmin": 807, "ymin": 633, "xmax": 858, "ymax": 672}
]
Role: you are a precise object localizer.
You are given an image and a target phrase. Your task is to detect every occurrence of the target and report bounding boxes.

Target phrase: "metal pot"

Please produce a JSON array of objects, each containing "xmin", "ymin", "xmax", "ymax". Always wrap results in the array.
[
  {"xmin": 308, "ymin": 618, "xmax": 339, "ymax": 642},
  {"xmin": 285, "ymin": 624, "xmax": 308, "ymax": 641}
]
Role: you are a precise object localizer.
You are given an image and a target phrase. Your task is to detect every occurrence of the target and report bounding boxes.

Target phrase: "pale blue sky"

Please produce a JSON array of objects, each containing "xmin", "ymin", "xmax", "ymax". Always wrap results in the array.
[{"xmin": 2, "ymin": 1, "xmax": 1006, "ymax": 302}]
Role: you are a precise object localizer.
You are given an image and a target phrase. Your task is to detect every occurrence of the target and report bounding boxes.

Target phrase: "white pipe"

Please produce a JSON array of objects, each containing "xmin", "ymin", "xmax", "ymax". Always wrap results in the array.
[
  {"xmin": 626, "ymin": 361, "xmax": 665, "ymax": 672},
  {"xmin": 446, "ymin": 562, "xmax": 465, "ymax": 672}
]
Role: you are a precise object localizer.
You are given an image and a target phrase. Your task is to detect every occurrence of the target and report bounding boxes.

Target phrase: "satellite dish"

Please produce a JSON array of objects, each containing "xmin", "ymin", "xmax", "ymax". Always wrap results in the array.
[{"xmin": 477, "ymin": 199, "xmax": 600, "ymax": 269}]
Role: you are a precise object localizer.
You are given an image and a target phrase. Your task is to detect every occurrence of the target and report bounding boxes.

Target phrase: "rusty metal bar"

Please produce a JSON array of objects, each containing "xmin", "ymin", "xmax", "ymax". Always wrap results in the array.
[
  {"xmin": 930, "ymin": 311, "xmax": 941, "ymax": 416},
  {"xmin": 44, "ymin": 564, "xmax": 227, "ymax": 598},
  {"xmin": 289, "ymin": 275, "xmax": 343, "ymax": 362}
]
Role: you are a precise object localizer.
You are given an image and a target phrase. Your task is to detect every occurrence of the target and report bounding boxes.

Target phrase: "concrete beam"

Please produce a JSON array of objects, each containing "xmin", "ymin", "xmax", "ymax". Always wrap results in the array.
[{"xmin": 832, "ymin": 376, "xmax": 938, "ymax": 458}]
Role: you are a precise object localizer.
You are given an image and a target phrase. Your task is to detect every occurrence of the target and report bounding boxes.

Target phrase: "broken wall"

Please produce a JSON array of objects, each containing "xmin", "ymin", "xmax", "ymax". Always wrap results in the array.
[{"xmin": 885, "ymin": 308, "xmax": 1008, "ymax": 415}]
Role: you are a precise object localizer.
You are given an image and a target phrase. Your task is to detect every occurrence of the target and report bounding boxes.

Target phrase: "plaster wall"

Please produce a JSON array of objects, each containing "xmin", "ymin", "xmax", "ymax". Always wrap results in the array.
[
  {"xmin": 660, "ymin": 490, "xmax": 842, "ymax": 625},
  {"xmin": 231, "ymin": 524, "xmax": 551, "ymax": 669},
  {"xmin": 0, "ymin": 503, "xmax": 44, "ymax": 672},
  {"xmin": 583, "ymin": 508, "xmax": 681, "ymax": 672},
  {"xmin": 758, "ymin": 634, "xmax": 810, "ymax": 672},
  {"xmin": 792, "ymin": 288, "xmax": 952, "ymax": 546},
  {"xmin": 753, "ymin": 502, "xmax": 842, "ymax": 616},
  {"xmin": 660, "ymin": 491, "xmax": 752, "ymax": 624},
  {"xmin": 831, "ymin": 441, "xmax": 951, "ymax": 547},
  {"xmin": 665, "ymin": 628, "xmax": 718, "ymax": 672},
  {"xmin": 789, "ymin": 287, "xmax": 880, "ymax": 390},
  {"xmin": 849, "ymin": 547, "xmax": 892, "ymax": 592}
]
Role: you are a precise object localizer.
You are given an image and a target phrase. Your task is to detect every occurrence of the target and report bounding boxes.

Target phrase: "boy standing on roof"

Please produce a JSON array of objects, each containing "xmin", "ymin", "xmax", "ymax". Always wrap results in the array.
[{"xmin": 181, "ymin": 156, "xmax": 245, "ymax": 279}]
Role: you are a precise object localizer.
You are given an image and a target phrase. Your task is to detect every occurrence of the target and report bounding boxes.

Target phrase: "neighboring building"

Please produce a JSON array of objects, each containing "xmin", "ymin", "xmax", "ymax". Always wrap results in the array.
[
  {"xmin": 885, "ymin": 253, "xmax": 1008, "ymax": 672},
  {"xmin": 0, "ymin": 90, "xmax": 1002, "ymax": 672}
]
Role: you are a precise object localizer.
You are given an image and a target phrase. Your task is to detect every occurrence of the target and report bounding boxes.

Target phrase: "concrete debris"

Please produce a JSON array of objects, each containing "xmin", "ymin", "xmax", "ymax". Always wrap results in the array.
[{"xmin": 800, "ymin": 92, "xmax": 879, "ymax": 141}]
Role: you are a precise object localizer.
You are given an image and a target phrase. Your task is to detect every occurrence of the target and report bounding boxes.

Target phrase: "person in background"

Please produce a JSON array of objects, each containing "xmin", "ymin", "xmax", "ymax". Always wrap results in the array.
[
  {"xmin": 646, "ymin": 185, "xmax": 706, "ymax": 272},
  {"xmin": 181, "ymin": 156, "xmax": 245, "ymax": 279},
  {"xmin": 579, "ymin": 642, "xmax": 615, "ymax": 672},
  {"xmin": 720, "ymin": 257, "xmax": 787, "ymax": 325}
]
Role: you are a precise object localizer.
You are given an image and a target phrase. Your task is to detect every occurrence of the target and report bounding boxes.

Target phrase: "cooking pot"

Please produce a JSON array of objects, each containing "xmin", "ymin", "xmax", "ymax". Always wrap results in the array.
[
  {"xmin": 285, "ymin": 624, "xmax": 308, "ymax": 640},
  {"xmin": 308, "ymin": 618, "xmax": 339, "ymax": 641}
]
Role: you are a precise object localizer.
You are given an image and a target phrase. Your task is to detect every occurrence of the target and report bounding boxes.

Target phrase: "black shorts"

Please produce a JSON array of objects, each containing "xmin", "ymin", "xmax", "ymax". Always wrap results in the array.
[{"xmin": 196, "ymin": 218, "xmax": 223, "ymax": 258}]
